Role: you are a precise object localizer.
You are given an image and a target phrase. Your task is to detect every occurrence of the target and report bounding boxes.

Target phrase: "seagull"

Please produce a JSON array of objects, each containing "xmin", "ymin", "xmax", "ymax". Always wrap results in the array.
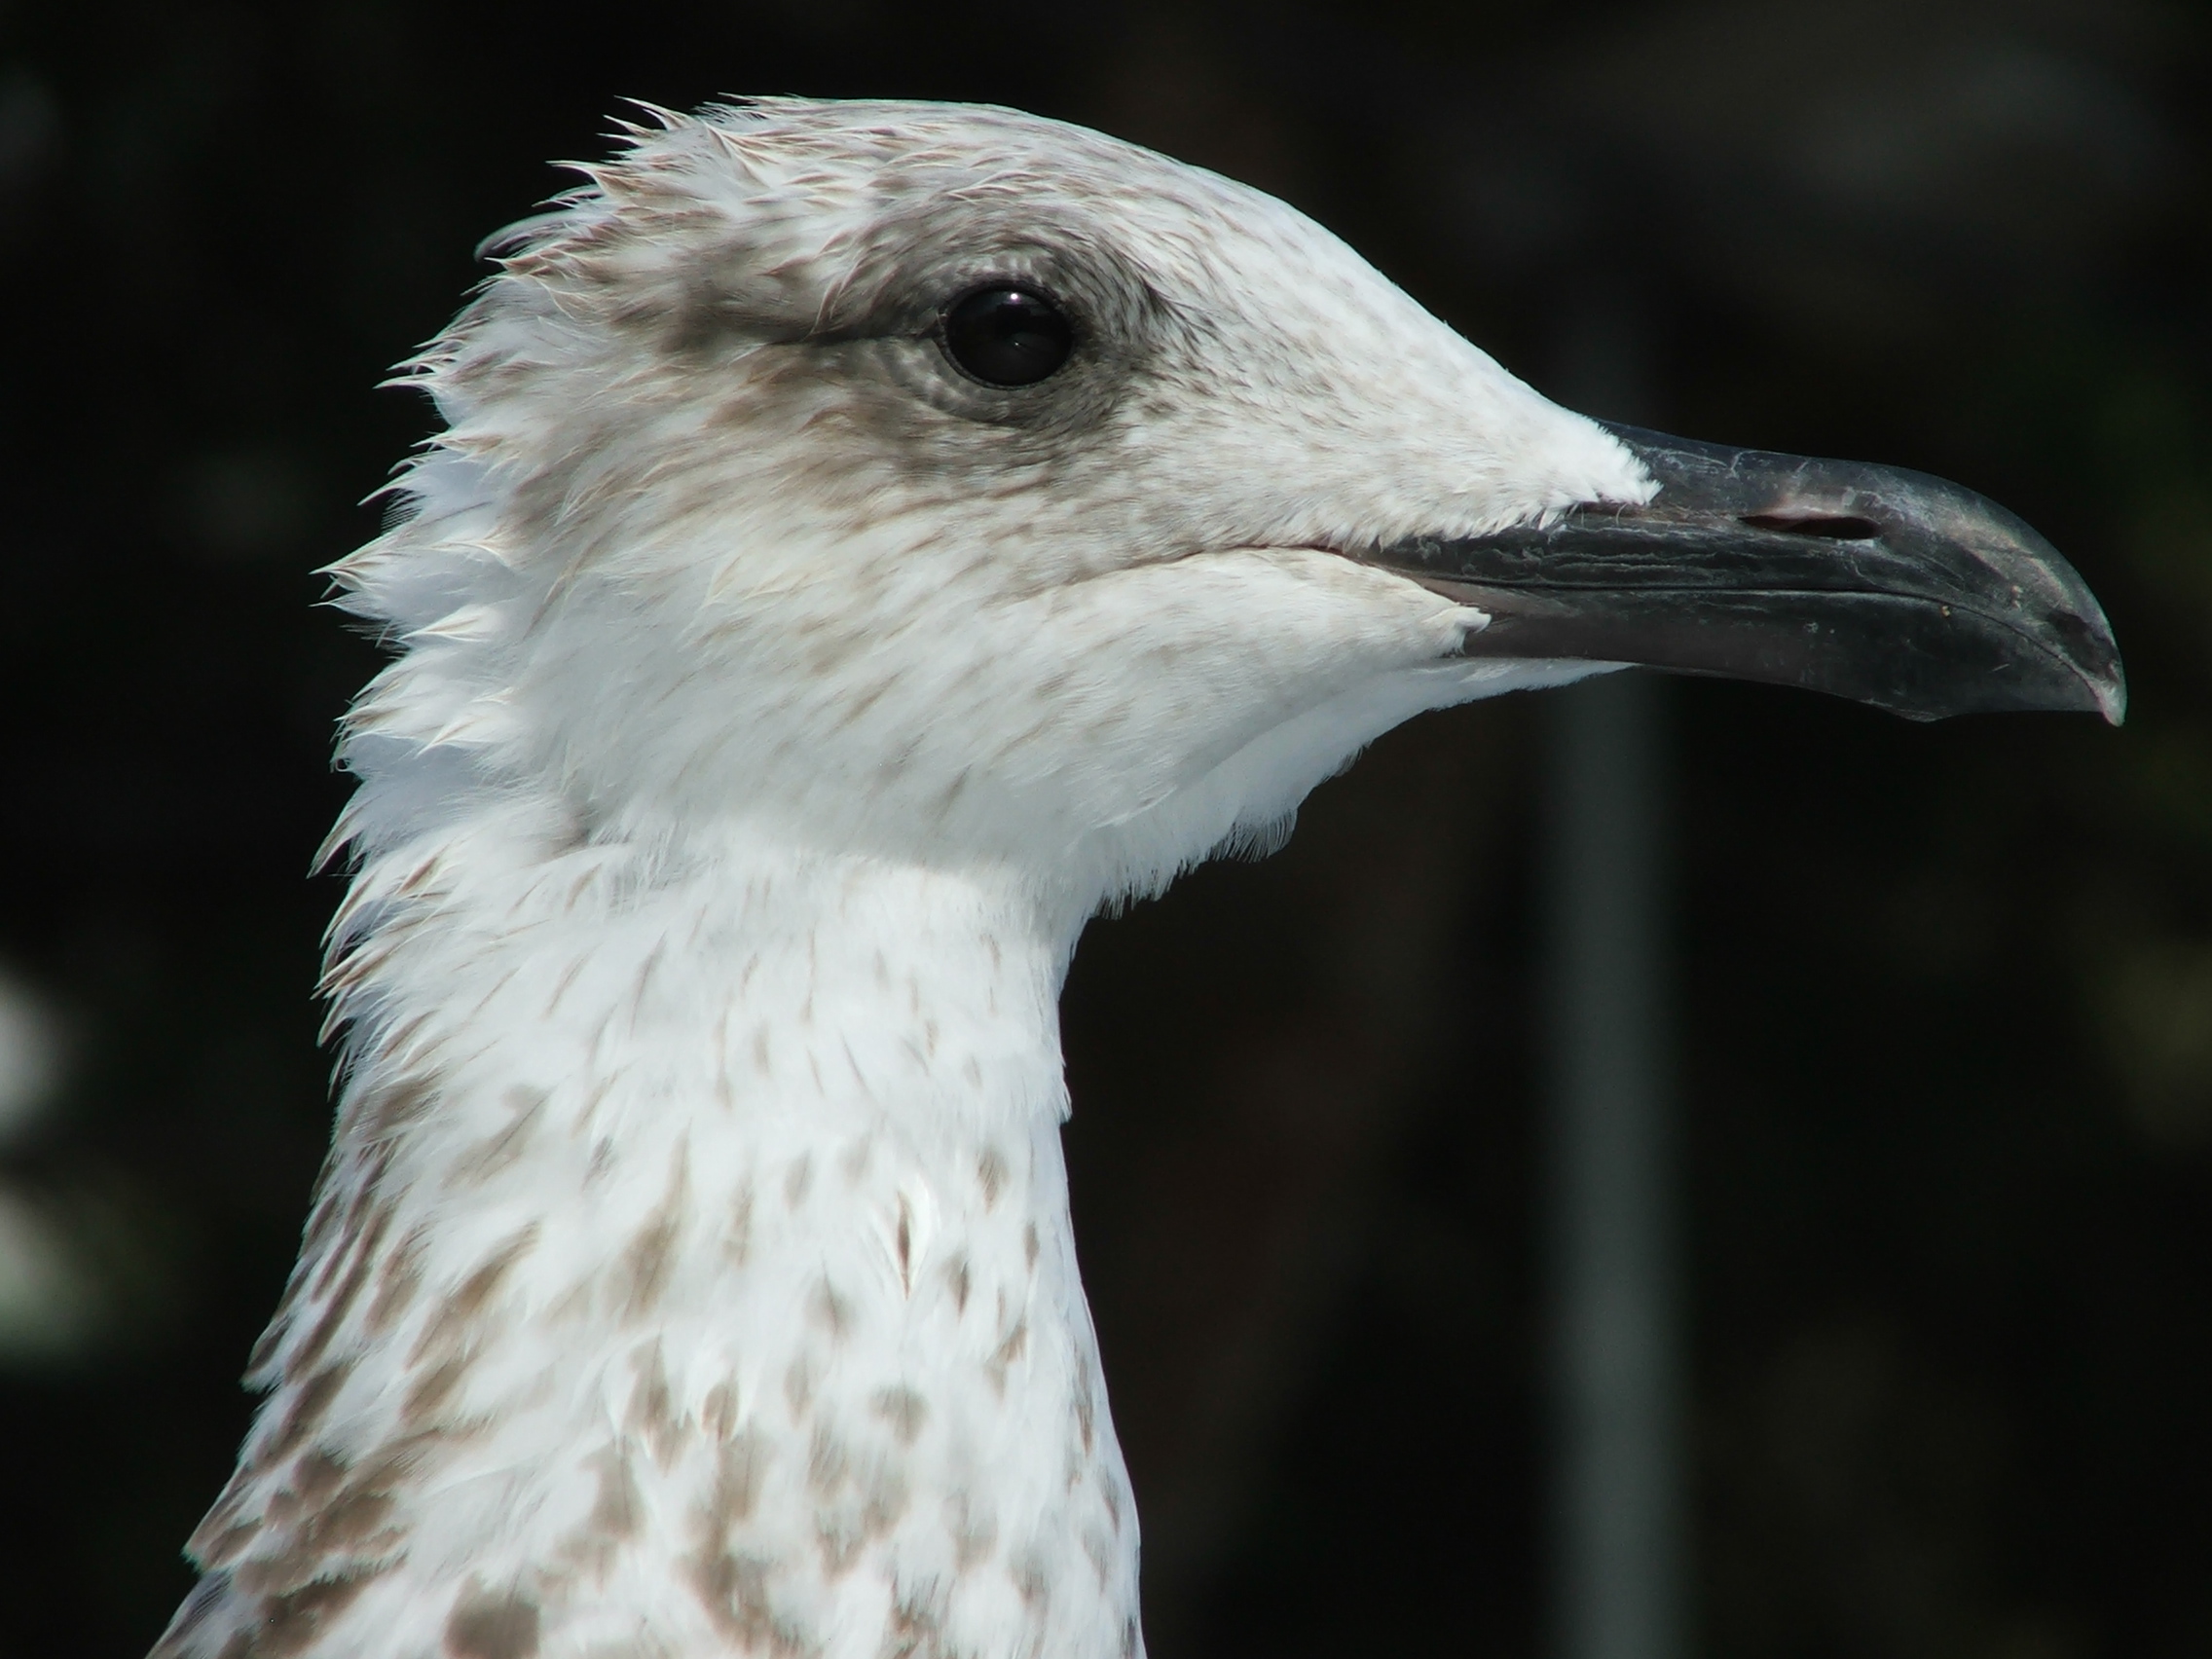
[{"xmin": 151, "ymin": 98, "xmax": 2121, "ymax": 1659}]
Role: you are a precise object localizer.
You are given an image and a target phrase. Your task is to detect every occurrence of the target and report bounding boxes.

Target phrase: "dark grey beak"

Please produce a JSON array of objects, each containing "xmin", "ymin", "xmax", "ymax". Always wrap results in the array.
[{"xmin": 1375, "ymin": 424, "xmax": 2125, "ymax": 723}]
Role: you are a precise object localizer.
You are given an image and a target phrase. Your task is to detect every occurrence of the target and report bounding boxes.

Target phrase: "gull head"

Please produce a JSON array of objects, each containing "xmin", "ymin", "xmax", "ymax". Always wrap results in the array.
[
  {"xmin": 338, "ymin": 97, "xmax": 2120, "ymax": 913},
  {"xmin": 157, "ymin": 98, "xmax": 2127, "ymax": 1659}
]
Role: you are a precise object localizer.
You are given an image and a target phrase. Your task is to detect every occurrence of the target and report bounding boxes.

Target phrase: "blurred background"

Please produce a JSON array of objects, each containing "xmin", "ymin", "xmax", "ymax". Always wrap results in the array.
[{"xmin": 1, "ymin": 1, "xmax": 2207, "ymax": 1654}]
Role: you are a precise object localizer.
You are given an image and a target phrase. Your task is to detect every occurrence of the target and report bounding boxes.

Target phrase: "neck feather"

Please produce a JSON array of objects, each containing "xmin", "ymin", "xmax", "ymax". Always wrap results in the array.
[{"xmin": 159, "ymin": 795, "xmax": 1143, "ymax": 1659}]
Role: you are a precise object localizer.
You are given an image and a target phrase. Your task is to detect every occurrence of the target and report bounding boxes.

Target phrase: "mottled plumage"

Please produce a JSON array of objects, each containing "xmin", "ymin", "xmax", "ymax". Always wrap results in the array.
[{"xmin": 152, "ymin": 96, "xmax": 2116, "ymax": 1659}]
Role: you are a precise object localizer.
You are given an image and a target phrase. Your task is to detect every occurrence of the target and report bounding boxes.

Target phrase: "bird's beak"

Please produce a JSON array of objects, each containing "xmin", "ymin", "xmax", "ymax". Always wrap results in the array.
[{"xmin": 1374, "ymin": 424, "xmax": 2125, "ymax": 722}]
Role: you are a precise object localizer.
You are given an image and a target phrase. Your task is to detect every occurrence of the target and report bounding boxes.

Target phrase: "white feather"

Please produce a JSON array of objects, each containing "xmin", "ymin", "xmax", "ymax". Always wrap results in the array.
[{"xmin": 154, "ymin": 97, "xmax": 1649, "ymax": 1659}]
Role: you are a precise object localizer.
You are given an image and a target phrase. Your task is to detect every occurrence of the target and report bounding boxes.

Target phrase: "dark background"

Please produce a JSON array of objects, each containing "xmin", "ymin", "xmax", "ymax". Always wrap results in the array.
[{"xmin": 1, "ymin": 2, "xmax": 2207, "ymax": 1655}]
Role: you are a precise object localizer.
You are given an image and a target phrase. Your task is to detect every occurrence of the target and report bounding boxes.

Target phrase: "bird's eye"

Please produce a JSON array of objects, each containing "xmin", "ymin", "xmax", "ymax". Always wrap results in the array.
[{"xmin": 940, "ymin": 285, "xmax": 1075, "ymax": 387}]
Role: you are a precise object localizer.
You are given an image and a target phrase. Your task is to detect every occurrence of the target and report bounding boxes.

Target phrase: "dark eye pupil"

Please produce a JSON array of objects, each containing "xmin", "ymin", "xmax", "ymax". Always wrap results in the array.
[{"xmin": 942, "ymin": 286, "xmax": 1074, "ymax": 387}]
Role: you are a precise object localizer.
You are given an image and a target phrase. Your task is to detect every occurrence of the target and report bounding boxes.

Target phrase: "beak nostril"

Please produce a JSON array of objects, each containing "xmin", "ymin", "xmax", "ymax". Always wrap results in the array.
[{"xmin": 1740, "ymin": 511, "xmax": 1883, "ymax": 541}]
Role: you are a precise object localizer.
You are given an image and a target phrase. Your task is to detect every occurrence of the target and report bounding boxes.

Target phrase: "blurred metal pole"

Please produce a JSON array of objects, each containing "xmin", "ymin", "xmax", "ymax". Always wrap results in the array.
[{"xmin": 1544, "ymin": 286, "xmax": 1685, "ymax": 1659}]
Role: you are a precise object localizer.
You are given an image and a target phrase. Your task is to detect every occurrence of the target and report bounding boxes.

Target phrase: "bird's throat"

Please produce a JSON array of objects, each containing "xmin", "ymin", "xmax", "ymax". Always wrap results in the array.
[{"xmin": 166, "ymin": 817, "xmax": 1144, "ymax": 1659}]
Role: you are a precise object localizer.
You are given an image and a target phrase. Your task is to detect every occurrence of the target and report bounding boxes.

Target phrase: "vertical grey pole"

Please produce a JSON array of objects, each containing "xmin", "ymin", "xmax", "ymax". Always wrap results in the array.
[
  {"xmin": 1544, "ymin": 281, "xmax": 1685, "ymax": 1659},
  {"xmin": 1546, "ymin": 673, "xmax": 1683, "ymax": 1659}
]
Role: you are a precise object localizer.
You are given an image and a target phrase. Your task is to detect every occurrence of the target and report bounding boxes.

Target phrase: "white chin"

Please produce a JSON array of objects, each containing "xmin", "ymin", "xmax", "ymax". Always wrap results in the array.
[
  {"xmin": 1101, "ymin": 655, "xmax": 1621, "ymax": 902},
  {"xmin": 1444, "ymin": 657, "xmax": 1632, "ymax": 700}
]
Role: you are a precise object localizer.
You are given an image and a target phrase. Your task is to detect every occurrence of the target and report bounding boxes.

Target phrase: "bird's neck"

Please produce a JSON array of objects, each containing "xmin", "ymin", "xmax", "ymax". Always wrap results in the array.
[{"xmin": 175, "ymin": 809, "xmax": 1143, "ymax": 1659}]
